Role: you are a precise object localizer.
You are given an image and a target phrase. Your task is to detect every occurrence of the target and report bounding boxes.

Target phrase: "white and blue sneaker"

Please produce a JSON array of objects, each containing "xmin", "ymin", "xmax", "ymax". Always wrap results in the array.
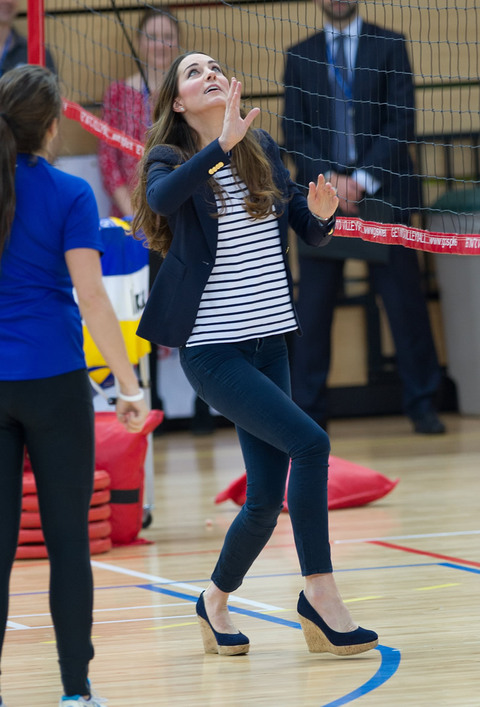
[
  {"xmin": 59, "ymin": 683, "xmax": 107, "ymax": 706},
  {"xmin": 59, "ymin": 700, "xmax": 106, "ymax": 707}
]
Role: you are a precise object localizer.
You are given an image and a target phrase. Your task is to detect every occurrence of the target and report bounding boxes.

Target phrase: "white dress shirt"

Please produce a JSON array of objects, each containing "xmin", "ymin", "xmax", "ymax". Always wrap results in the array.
[{"xmin": 324, "ymin": 16, "xmax": 381, "ymax": 195}]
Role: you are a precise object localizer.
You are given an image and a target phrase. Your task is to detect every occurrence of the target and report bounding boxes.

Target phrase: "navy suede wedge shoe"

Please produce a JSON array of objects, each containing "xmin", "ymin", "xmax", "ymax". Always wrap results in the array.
[
  {"xmin": 297, "ymin": 591, "xmax": 378, "ymax": 656},
  {"xmin": 196, "ymin": 591, "xmax": 250, "ymax": 656}
]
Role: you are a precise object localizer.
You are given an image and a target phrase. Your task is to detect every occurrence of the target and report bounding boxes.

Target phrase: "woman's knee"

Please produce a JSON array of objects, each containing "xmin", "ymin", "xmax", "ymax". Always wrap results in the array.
[
  {"xmin": 291, "ymin": 424, "xmax": 330, "ymax": 462},
  {"xmin": 243, "ymin": 498, "xmax": 284, "ymax": 531}
]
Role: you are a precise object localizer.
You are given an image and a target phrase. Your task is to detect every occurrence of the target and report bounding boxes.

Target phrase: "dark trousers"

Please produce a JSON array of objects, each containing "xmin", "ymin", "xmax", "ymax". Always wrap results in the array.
[
  {"xmin": 180, "ymin": 335, "xmax": 332, "ymax": 593},
  {"xmin": 0, "ymin": 369, "xmax": 95, "ymax": 696},
  {"xmin": 291, "ymin": 245, "xmax": 441, "ymax": 423}
]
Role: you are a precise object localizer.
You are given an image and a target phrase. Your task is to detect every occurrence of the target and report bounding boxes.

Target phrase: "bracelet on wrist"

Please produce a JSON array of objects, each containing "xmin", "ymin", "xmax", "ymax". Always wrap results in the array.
[
  {"xmin": 311, "ymin": 212, "xmax": 331, "ymax": 224},
  {"xmin": 117, "ymin": 388, "xmax": 144, "ymax": 402}
]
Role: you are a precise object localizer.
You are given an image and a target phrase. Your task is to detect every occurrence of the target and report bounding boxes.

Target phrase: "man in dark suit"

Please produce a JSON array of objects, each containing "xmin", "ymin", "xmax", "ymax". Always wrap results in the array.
[
  {"xmin": 283, "ymin": 0, "xmax": 445, "ymax": 434},
  {"xmin": 0, "ymin": 0, "xmax": 55, "ymax": 77}
]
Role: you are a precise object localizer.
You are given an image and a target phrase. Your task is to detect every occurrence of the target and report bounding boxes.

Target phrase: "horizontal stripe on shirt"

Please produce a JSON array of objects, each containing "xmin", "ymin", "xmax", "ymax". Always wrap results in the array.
[{"xmin": 186, "ymin": 165, "xmax": 297, "ymax": 347}]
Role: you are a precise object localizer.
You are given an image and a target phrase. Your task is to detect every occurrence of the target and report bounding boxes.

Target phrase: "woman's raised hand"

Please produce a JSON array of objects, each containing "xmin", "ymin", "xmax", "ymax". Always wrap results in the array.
[
  {"xmin": 219, "ymin": 78, "xmax": 260, "ymax": 153},
  {"xmin": 308, "ymin": 174, "xmax": 339, "ymax": 221}
]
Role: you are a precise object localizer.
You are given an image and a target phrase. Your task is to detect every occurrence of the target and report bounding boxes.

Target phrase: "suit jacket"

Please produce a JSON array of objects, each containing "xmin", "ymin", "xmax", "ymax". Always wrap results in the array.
[
  {"xmin": 283, "ymin": 21, "xmax": 421, "ymax": 260},
  {"xmin": 137, "ymin": 131, "xmax": 335, "ymax": 348},
  {"xmin": 1, "ymin": 29, "xmax": 56, "ymax": 76}
]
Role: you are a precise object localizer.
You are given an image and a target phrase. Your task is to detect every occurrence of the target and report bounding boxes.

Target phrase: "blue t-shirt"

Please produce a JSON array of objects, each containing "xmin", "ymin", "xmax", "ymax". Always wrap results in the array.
[{"xmin": 0, "ymin": 154, "xmax": 103, "ymax": 380}]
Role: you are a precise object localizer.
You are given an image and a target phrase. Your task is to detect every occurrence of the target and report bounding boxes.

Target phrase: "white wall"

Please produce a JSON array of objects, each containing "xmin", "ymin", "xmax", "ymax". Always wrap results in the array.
[{"xmin": 55, "ymin": 154, "xmax": 112, "ymax": 218}]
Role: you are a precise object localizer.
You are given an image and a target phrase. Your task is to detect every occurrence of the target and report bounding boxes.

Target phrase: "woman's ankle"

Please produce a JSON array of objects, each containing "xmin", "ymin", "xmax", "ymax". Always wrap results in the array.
[
  {"xmin": 304, "ymin": 574, "xmax": 357, "ymax": 632},
  {"xmin": 204, "ymin": 583, "xmax": 229, "ymax": 610}
]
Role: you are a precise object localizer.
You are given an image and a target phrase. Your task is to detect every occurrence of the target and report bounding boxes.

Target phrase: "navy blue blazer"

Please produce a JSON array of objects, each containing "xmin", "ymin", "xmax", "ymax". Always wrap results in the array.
[
  {"xmin": 283, "ymin": 22, "xmax": 421, "ymax": 214},
  {"xmin": 137, "ymin": 130, "xmax": 335, "ymax": 348}
]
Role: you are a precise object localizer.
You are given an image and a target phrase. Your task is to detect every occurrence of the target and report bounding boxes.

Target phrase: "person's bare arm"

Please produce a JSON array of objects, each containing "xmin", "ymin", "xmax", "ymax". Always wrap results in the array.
[
  {"xmin": 111, "ymin": 185, "xmax": 133, "ymax": 217},
  {"xmin": 66, "ymin": 247, "xmax": 148, "ymax": 432}
]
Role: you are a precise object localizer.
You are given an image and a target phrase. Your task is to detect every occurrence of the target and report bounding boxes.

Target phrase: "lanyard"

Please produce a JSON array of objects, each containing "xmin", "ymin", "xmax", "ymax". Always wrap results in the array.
[
  {"xmin": 325, "ymin": 37, "xmax": 353, "ymax": 102},
  {"xmin": 142, "ymin": 84, "xmax": 152, "ymax": 129},
  {"xmin": 0, "ymin": 31, "xmax": 13, "ymax": 76}
]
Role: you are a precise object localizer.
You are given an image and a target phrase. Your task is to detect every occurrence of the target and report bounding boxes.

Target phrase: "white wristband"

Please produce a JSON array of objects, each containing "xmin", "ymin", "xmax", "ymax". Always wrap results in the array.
[{"xmin": 117, "ymin": 389, "xmax": 144, "ymax": 402}]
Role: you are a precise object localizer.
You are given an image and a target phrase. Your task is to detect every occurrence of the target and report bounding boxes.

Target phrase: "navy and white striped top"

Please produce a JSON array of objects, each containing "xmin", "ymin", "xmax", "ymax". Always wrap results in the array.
[{"xmin": 185, "ymin": 165, "xmax": 297, "ymax": 347}]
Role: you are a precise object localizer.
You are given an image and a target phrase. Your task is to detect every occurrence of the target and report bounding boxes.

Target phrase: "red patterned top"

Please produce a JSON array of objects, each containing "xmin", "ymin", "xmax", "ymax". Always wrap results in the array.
[{"xmin": 98, "ymin": 80, "xmax": 151, "ymax": 216}]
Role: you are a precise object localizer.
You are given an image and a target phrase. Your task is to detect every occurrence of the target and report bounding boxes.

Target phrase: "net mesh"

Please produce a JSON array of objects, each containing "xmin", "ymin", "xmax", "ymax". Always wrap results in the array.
[{"xmin": 34, "ymin": 1, "xmax": 480, "ymax": 241}]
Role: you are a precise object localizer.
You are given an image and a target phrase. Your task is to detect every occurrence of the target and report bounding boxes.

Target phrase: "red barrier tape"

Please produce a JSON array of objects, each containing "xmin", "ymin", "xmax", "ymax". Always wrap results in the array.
[
  {"xmin": 62, "ymin": 98, "xmax": 144, "ymax": 158},
  {"xmin": 62, "ymin": 101, "xmax": 480, "ymax": 255},
  {"xmin": 335, "ymin": 217, "xmax": 480, "ymax": 255}
]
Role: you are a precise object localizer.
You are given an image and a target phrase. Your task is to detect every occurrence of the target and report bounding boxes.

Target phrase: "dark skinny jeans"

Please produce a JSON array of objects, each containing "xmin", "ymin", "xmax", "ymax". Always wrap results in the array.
[{"xmin": 180, "ymin": 334, "xmax": 332, "ymax": 593}]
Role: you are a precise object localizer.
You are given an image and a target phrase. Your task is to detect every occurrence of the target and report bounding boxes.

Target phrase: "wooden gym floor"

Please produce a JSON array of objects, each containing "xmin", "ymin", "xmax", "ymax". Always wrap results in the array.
[{"xmin": 4, "ymin": 412, "xmax": 479, "ymax": 706}]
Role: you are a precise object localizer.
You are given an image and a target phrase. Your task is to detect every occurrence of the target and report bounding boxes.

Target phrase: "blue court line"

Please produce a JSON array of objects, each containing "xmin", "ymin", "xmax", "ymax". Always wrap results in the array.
[
  {"xmin": 439, "ymin": 561, "xmax": 480, "ymax": 575},
  {"xmin": 9, "ymin": 559, "xmax": 476, "ymax": 598},
  {"xmin": 321, "ymin": 645, "xmax": 401, "ymax": 707},
  {"xmin": 138, "ymin": 584, "xmax": 400, "ymax": 706},
  {"xmin": 244, "ymin": 562, "xmax": 440, "ymax": 579},
  {"xmin": 139, "ymin": 583, "xmax": 302, "ymax": 626}
]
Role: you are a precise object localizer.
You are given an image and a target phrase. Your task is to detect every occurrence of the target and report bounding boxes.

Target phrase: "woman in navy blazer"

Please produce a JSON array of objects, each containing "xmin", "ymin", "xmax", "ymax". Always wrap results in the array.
[
  {"xmin": 136, "ymin": 119, "xmax": 336, "ymax": 348},
  {"xmin": 133, "ymin": 51, "xmax": 378, "ymax": 658}
]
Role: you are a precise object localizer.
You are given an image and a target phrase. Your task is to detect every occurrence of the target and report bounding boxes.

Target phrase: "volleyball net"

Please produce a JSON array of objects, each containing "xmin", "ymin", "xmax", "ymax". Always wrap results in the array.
[{"xmin": 26, "ymin": 0, "xmax": 480, "ymax": 253}]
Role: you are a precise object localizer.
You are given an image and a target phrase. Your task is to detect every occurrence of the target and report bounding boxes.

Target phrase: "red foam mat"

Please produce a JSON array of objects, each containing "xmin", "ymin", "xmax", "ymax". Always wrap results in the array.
[
  {"xmin": 21, "ymin": 504, "xmax": 112, "ymax": 529},
  {"xmin": 22, "ymin": 469, "xmax": 110, "ymax": 495},
  {"xmin": 15, "ymin": 536, "xmax": 112, "ymax": 560}
]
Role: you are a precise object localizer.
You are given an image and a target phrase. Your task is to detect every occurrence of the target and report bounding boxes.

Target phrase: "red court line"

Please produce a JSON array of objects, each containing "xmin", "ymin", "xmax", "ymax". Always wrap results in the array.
[{"xmin": 369, "ymin": 540, "xmax": 480, "ymax": 568}]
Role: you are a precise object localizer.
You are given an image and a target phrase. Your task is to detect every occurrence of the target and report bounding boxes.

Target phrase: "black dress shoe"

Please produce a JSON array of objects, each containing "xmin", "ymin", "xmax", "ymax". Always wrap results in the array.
[{"xmin": 411, "ymin": 411, "xmax": 446, "ymax": 435}]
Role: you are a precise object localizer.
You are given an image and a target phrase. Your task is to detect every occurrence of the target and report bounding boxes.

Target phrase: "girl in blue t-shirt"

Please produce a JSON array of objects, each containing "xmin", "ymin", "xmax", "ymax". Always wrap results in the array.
[{"xmin": 0, "ymin": 65, "xmax": 148, "ymax": 707}]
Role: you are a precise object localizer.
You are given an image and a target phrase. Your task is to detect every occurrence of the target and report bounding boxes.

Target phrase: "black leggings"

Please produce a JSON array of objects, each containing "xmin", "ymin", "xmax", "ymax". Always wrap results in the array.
[{"xmin": 0, "ymin": 369, "xmax": 95, "ymax": 696}]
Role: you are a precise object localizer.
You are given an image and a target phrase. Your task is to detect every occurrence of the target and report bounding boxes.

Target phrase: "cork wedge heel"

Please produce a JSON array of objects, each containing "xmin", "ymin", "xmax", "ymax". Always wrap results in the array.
[
  {"xmin": 196, "ymin": 591, "xmax": 250, "ymax": 656},
  {"xmin": 297, "ymin": 591, "xmax": 378, "ymax": 656}
]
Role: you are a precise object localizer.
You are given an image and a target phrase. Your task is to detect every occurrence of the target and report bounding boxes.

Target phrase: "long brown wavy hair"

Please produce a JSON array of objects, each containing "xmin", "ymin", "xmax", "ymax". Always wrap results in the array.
[
  {"xmin": 132, "ymin": 51, "xmax": 283, "ymax": 256},
  {"xmin": 0, "ymin": 65, "xmax": 61, "ymax": 261}
]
